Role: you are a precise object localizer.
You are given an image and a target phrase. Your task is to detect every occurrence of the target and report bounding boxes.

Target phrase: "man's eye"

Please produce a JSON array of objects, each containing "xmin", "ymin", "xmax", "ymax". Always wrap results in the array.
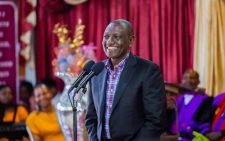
[
  {"xmin": 104, "ymin": 35, "xmax": 109, "ymax": 39},
  {"xmin": 114, "ymin": 36, "xmax": 121, "ymax": 40}
]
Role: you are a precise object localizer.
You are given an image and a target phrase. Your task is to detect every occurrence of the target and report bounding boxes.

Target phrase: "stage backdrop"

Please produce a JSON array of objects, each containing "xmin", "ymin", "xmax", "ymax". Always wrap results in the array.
[{"xmin": 33, "ymin": 0, "xmax": 195, "ymax": 83}]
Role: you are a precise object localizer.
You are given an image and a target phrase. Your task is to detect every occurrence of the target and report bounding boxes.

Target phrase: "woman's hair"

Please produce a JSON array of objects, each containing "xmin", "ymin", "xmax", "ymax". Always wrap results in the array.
[
  {"xmin": 20, "ymin": 80, "xmax": 34, "ymax": 94},
  {"xmin": 0, "ymin": 84, "xmax": 9, "ymax": 91}
]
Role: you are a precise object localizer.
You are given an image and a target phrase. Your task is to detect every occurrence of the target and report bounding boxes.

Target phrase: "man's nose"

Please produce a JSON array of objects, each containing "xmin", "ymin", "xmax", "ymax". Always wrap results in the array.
[{"xmin": 106, "ymin": 36, "xmax": 115, "ymax": 46}]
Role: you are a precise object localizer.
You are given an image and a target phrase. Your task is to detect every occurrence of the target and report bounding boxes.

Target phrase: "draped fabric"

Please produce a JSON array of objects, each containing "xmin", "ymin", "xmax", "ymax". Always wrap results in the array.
[
  {"xmin": 18, "ymin": 0, "xmax": 37, "ymax": 76},
  {"xmin": 194, "ymin": 0, "xmax": 225, "ymax": 96},
  {"xmin": 35, "ymin": 0, "xmax": 195, "ymax": 83},
  {"xmin": 19, "ymin": 0, "xmax": 36, "ymax": 62}
]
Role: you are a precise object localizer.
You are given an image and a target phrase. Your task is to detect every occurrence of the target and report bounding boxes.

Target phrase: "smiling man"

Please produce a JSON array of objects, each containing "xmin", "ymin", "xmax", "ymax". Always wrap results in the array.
[{"xmin": 85, "ymin": 19, "xmax": 166, "ymax": 141}]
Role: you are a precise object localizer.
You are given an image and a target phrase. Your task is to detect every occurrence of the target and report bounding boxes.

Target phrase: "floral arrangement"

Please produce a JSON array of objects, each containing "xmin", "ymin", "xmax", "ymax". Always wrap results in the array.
[
  {"xmin": 52, "ymin": 19, "xmax": 93, "ymax": 141},
  {"xmin": 52, "ymin": 19, "xmax": 96, "ymax": 77}
]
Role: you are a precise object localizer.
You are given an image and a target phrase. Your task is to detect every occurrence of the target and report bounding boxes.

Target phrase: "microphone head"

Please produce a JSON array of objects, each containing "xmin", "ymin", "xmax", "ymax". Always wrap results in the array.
[
  {"xmin": 83, "ymin": 60, "xmax": 95, "ymax": 72},
  {"xmin": 91, "ymin": 62, "xmax": 104, "ymax": 75}
]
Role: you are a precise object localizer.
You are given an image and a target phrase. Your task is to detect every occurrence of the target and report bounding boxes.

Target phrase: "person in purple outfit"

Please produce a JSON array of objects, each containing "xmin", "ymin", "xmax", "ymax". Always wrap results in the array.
[
  {"xmin": 177, "ymin": 69, "xmax": 212, "ymax": 141},
  {"xmin": 205, "ymin": 92, "xmax": 225, "ymax": 141},
  {"xmin": 212, "ymin": 92, "xmax": 225, "ymax": 108}
]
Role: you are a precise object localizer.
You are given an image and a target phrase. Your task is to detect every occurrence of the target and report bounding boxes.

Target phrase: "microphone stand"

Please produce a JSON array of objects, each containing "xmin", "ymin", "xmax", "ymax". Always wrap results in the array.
[
  {"xmin": 70, "ymin": 86, "xmax": 87, "ymax": 141},
  {"xmin": 72, "ymin": 100, "xmax": 77, "ymax": 141}
]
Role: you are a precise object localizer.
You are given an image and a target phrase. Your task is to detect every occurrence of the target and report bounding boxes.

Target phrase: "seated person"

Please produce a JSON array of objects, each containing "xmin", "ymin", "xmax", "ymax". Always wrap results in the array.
[
  {"xmin": 0, "ymin": 84, "xmax": 28, "ymax": 123},
  {"xmin": 0, "ymin": 84, "xmax": 29, "ymax": 141},
  {"xmin": 212, "ymin": 92, "xmax": 225, "ymax": 108},
  {"xmin": 19, "ymin": 80, "xmax": 35, "ymax": 112},
  {"xmin": 205, "ymin": 92, "xmax": 225, "ymax": 141},
  {"xmin": 39, "ymin": 78, "xmax": 62, "ymax": 107},
  {"xmin": 26, "ymin": 81, "xmax": 65, "ymax": 141},
  {"xmin": 177, "ymin": 69, "xmax": 212, "ymax": 141}
]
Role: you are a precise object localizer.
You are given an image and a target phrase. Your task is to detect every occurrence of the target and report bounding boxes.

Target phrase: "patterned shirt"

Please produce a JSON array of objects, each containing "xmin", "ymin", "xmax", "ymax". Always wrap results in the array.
[{"xmin": 104, "ymin": 54, "xmax": 129, "ymax": 139}]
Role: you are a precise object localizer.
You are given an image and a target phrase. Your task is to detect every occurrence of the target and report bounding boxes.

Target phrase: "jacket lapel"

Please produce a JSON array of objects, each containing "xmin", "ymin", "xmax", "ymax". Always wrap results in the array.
[
  {"xmin": 111, "ymin": 54, "xmax": 137, "ymax": 115},
  {"xmin": 97, "ymin": 66, "xmax": 107, "ymax": 121}
]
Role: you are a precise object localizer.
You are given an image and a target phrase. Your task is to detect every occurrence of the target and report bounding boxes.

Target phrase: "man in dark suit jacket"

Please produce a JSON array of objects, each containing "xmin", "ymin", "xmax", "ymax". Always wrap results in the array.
[{"xmin": 85, "ymin": 19, "xmax": 166, "ymax": 141}]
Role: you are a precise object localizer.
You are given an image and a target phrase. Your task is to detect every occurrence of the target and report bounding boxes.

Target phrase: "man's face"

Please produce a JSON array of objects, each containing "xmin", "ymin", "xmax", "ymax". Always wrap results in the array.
[
  {"xmin": 102, "ymin": 23, "xmax": 133, "ymax": 61},
  {"xmin": 181, "ymin": 71, "xmax": 199, "ymax": 90}
]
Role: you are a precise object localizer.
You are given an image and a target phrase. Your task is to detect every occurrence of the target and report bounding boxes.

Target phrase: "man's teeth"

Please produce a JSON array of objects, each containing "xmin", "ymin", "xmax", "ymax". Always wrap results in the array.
[{"xmin": 107, "ymin": 47, "xmax": 117, "ymax": 49}]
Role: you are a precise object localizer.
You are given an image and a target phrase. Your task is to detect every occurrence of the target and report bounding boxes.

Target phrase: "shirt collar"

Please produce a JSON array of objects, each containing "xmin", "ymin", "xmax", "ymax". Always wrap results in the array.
[{"xmin": 105, "ymin": 52, "xmax": 130, "ymax": 71}]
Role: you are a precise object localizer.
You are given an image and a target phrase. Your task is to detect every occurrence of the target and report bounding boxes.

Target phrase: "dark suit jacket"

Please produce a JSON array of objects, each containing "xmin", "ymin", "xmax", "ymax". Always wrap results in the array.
[{"xmin": 85, "ymin": 54, "xmax": 166, "ymax": 141}]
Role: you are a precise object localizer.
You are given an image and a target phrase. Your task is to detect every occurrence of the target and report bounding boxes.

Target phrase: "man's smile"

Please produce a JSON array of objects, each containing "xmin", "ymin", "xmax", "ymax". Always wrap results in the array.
[{"xmin": 106, "ymin": 46, "xmax": 119, "ymax": 51}]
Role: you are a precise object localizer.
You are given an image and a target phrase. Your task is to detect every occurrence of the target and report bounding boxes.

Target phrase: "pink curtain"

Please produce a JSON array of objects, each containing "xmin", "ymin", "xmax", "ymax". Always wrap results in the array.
[{"xmin": 34, "ymin": 0, "xmax": 194, "ymax": 83}]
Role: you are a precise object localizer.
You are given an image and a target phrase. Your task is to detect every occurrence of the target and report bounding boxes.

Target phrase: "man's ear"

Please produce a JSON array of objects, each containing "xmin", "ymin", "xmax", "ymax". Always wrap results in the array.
[
  {"xmin": 129, "ymin": 35, "xmax": 134, "ymax": 47},
  {"xmin": 195, "ymin": 79, "xmax": 200, "ymax": 87}
]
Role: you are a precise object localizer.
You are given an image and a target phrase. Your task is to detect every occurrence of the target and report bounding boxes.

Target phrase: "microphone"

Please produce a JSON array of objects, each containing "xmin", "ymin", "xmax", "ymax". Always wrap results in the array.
[
  {"xmin": 74, "ymin": 62, "xmax": 104, "ymax": 94},
  {"xmin": 68, "ymin": 60, "xmax": 95, "ymax": 94}
]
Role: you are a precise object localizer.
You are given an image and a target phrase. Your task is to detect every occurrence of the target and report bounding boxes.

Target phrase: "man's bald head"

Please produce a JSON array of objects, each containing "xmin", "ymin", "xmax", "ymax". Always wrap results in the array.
[{"xmin": 182, "ymin": 69, "xmax": 200, "ymax": 90}]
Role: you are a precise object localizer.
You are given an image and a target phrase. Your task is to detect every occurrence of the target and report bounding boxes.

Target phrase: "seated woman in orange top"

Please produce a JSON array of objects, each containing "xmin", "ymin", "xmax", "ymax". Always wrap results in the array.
[
  {"xmin": 0, "ymin": 84, "xmax": 28, "ymax": 123},
  {"xmin": 26, "ymin": 81, "xmax": 65, "ymax": 141},
  {"xmin": 0, "ymin": 84, "xmax": 29, "ymax": 141}
]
